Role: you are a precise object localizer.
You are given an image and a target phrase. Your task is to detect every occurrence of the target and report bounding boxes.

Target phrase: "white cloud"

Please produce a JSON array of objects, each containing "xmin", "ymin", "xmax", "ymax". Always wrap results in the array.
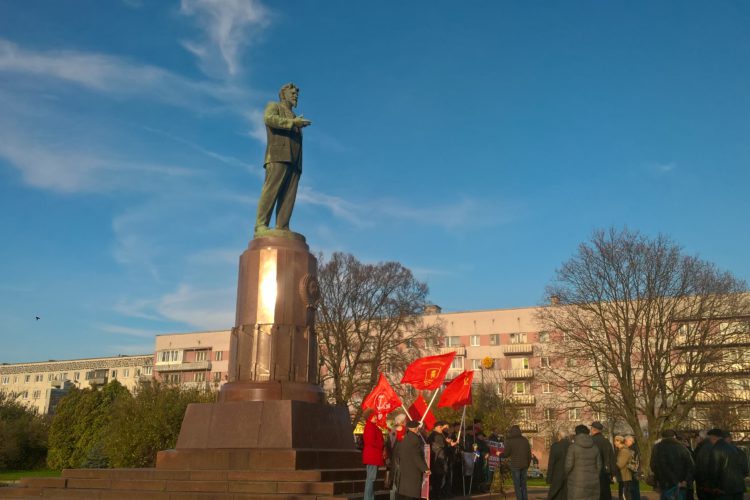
[
  {"xmin": 244, "ymin": 108, "xmax": 266, "ymax": 142},
  {"xmin": 0, "ymin": 38, "xmax": 252, "ymax": 111},
  {"xmin": 157, "ymin": 283, "xmax": 234, "ymax": 329},
  {"xmin": 98, "ymin": 323, "xmax": 155, "ymax": 338},
  {"xmin": 180, "ymin": 0, "xmax": 269, "ymax": 77}
]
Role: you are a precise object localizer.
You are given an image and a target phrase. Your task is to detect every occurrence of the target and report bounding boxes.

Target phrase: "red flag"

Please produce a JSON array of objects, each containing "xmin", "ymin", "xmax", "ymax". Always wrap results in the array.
[
  {"xmin": 407, "ymin": 394, "xmax": 436, "ymax": 431},
  {"xmin": 438, "ymin": 370, "xmax": 474, "ymax": 409},
  {"xmin": 362, "ymin": 373, "xmax": 402, "ymax": 428},
  {"xmin": 400, "ymin": 352, "xmax": 456, "ymax": 390}
]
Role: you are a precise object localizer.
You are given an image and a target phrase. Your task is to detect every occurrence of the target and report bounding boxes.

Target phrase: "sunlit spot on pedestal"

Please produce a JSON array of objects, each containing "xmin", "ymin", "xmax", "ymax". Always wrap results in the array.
[{"xmin": 257, "ymin": 248, "xmax": 278, "ymax": 324}]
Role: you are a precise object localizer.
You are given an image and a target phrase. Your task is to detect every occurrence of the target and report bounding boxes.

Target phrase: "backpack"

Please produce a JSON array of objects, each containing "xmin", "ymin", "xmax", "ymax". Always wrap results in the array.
[{"xmin": 627, "ymin": 449, "xmax": 640, "ymax": 473}]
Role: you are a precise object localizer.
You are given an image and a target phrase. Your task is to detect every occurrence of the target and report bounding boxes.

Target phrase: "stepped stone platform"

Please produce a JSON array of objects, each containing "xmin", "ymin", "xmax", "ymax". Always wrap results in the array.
[{"xmin": 0, "ymin": 449, "xmax": 389, "ymax": 499}]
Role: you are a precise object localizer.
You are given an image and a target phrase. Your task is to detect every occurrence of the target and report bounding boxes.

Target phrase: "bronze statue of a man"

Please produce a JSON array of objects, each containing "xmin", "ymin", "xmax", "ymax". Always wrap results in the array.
[{"xmin": 254, "ymin": 83, "xmax": 312, "ymax": 236}]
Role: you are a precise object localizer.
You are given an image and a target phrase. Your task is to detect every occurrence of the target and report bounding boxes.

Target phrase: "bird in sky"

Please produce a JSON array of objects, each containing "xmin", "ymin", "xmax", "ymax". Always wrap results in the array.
[{"xmin": 35, "ymin": 316, "xmax": 40, "ymax": 321}]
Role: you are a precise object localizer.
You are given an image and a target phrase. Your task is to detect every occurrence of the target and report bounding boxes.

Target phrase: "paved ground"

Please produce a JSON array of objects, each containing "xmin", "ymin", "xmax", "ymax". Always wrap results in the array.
[{"xmin": 450, "ymin": 489, "xmax": 750, "ymax": 500}]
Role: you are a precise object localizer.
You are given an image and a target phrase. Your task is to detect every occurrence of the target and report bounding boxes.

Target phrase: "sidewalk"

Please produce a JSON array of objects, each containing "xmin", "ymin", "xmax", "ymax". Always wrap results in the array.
[{"xmin": 449, "ymin": 489, "xmax": 750, "ymax": 500}]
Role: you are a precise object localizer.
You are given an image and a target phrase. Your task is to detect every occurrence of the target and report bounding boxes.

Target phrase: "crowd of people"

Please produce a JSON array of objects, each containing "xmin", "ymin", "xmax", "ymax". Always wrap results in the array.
[
  {"xmin": 361, "ymin": 413, "xmax": 749, "ymax": 500},
  {"xmin": 547, "ymin": 424, "xmax": 749, "ymax": 500}
]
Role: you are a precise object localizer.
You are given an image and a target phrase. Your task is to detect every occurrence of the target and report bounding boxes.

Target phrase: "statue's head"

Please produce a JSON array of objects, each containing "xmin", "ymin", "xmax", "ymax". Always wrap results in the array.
[{"xmin": 279, "ymin": 83, "xmax": 299, "ymax": 107}]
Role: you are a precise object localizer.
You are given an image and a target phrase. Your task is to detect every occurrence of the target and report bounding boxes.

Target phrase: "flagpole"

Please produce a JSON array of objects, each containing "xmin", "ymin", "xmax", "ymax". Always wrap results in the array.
[
  {"xmin": 420, "ymin": 389, "xmax": 440, "ymax": 426},
  {"xmin": 456, "ymin": 404, "xmax": 466, "ymax": 443},
  {"xmin": 401, "ymin": 404, "xmax": 412, "ymax": 420}
]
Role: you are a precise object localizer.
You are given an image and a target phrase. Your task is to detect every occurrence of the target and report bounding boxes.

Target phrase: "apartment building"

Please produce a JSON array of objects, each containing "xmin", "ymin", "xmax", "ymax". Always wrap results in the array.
[
  {"xmin": 153, "ymin": 330, "xmax": 231, "ymax": 389},
  {"xmin": 422, "ymin": 304, "xmax": 750, "ymax": 466},
  {"xmin": 0, "ymin": 354, "xmax": 153, "ymax": 415}
]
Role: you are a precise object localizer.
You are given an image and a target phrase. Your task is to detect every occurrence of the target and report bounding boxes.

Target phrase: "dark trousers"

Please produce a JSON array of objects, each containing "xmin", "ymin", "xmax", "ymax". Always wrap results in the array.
[
  {"xmin": 510, "ymin": 467, "xmax": 528, "ymax": 500},
  {"xmin": 255, "ymin": 162, "xmax": 300, "ymax": 230},
  {"xmin": 600, "ymin": 471, "xmax": 612, "ymax": 500},
  {"xmin": 630, "ymin": 479, "xmax": 641, "ymax": 500}
]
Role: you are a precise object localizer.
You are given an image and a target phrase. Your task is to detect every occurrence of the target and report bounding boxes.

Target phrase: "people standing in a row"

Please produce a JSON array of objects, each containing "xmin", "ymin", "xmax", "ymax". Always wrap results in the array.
[
  {"xmin": 650, "ymin": 429, "xmax": 695, "ymax": 500},
  {"xmin": 692, "ymin": 428, "xmax": 749, "ymax": 500}
]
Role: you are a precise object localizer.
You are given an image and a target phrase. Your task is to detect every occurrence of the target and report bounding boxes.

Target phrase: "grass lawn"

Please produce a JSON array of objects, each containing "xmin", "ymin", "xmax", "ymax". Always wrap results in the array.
[{"xmin": 0, "ymin": 469, "xmax": 61, "ymax": 481}]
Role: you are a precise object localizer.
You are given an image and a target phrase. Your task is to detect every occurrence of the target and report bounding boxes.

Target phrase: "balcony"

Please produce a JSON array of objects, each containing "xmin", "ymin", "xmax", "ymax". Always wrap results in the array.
[
  {"xmin": 439, "ymin": 346, "xmax": 466, "ymax": 357},
  {"xmin": 517, "ymin": 420, "xmax": 538, "ymax": 433},
  {"xmin": 510, "ymin": 394, "xmax": 536, "ymax": 406},
  {"xmin": 502, "ymin": 369, "xmax": 534, "ymax": 380},
  {"xmin": 695, "ymin": 390, "xmax": 750, "ymax": 403},
  {"xmin": 502, "ymin": 344, "xmax": 534, "ymax": 355},
  {"xmin": 88, "ymin": 377, "xmax": 107, "ymax": 387},
  {"xmin": 156, "ymin": 361, "xmax": 212, "ymax": 372}
]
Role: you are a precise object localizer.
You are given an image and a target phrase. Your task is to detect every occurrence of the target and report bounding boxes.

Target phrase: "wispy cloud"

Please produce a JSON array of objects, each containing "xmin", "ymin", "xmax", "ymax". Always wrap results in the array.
[
  {"xmin": 645, "ymin": 161, "xmax": 677, "ymax": 175},
  {"xmin": 180, "ymin": 0, "xmax": 270, "ymax": 77},
  {"xmin": 97, "ymin": 323, "xmax": 155, "ymax": 338},
  {"xmin": 0, "ymin": 38, "xmax": 250, "ymax": 111},
  {"xmin": 115, "ymin": 284, "xmax": 234, "ymax": 331}
]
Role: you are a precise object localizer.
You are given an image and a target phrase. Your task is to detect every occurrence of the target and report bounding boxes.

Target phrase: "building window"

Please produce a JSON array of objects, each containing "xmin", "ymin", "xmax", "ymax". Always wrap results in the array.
[
  {"xmin": 159, "ymin": 350, "xmax": 181, "ymax": 363},
  {"xmin": 123, "ymin": 369, "xmax": 130, "ymax": 378},
  {"xmin": 489, "ymin": 334, "xmax": 500, "ymax": 345},
  {"xmin": 164, "ymin": 373, "xmax": 180, "ymax": 384},
  {"xmin": 470, "ymin": 335, "xmax": 480, "ymax": 347},
  {"xmin": 445, "ymin": 336, "xmax": 461, "ymax": 347},
  {"xmin": 32, "ymin": 390, "xmax": 41, "ymax": 400},
  {"xmin": 35, "ymin": 374, "xmax": 43, "ymax": 382},
  {"xmin": 196, "ymin": 350, "xmax": 208, "ymax": 362},
  {"xmin": 144, "ymin": 366, "xmax": 153, "ymax": 376},
  {"xmin": 511, "ymin": 358, "xmax": 529, "ymax": 370},
  {"xmin": 514, "ymin": 382, "xmax": 526, "ymax": 394},
  {"xmin": 21, "ymin": 390, "xmax": 28, "ymax": 399},
  {"xmin": 451, "ymin": 357, "xmax": 464, "ymax": 370},
  {"xmin": 48, "ymin": 374, "xmax": 54, "ymax": 381},
  {"xmin": 194, "ymin": 372, "xmax": 206, "ymax": 382},
  {"xmin": 111, "ymin": 370, "xmax": 118, "ymax": 378},
  {"xmin": 61, "ymin": 373, "xmax": 68, "ymax": 380},
  {"xmin": 568, "ymin": 382, "xmax": 580, "ymax": 394},
  {"xmin": 518, "ymin": 408, "xmax": 529, "ymax": 420},
  {"xmin": 542, "ymin": 382, "xmax": 552, "ymax": 393},
  {"xmin": 1, "ymin": 376, "xmax": 8, "ymax": 385},
  {"xmin": 544, "ymin": 408, "xmax": 555, "ymax": 421},
  {"xmin": 74, "ymin": 372, "xmax": 80, "ymax": 381},
  {"xmin": 539, "ymin": 331, "xmax": 550, "ymax": 343},
  {"xmin": 13, "ymin": 376, "xmax": 18, "ymax": 384},
  {"xmin": 566, "ymin": 358, "xmax": 578, "ymax": 368},
  {"xmin": 215, "ymin": 351, "xmax": 223, "ymax": 361},
  {"xmin": 510, "ymin": 333, "xmax": 527, "ymax": 344},
  {"xmin": 471, "ymin": 359, "xmax": 482, "ymax": 370},
  {"xmin": 541, "ymin": 357, "xmax": 550, "ymax": 368},
  {"xmin": 213, "ymin": 372, "xmax": 222, "ymax": 382},
  {"xmin": 24, "ymin": 375, "xmax": 30, "ymax": 383},
  {"xmin": 568, "ymin": 408, "xmax": 581, "ymax": 421}
]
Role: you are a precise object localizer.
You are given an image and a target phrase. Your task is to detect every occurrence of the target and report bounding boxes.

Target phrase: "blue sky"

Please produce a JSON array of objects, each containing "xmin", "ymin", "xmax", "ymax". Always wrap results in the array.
[{"xmin": 1, "ymin": 1, "xmax": 749, "ymax": 363}]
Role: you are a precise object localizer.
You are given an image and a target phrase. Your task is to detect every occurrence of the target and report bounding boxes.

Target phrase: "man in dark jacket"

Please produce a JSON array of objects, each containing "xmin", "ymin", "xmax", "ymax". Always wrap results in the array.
[
  {"xmin": 546, "ymin": 429, "xmax": 570, "ymax": 500},
  {"xmin": 706, "ymin": 432, "xmax": 749, "ymax": 500},
  {"xmin": 695, "ymin": 429, "xmax": 722, "ymax": 500},
  {"xmin": 590, "ymin": 421, "xmax": 615, "ymax": 500},
  {"xmin": 504, "ymin": 424, "xmax": 532, "ymax": 500},
  {"xmin": 428, "ymin": 421, "xmax": 450, "ymax": 499},
  {"xmin": 650, "ymin": 429, "xmax": 695, "ymax": 499},
  {"xmin": 396, "ymin": 420, "xmax": 430, "ymax": 500}
]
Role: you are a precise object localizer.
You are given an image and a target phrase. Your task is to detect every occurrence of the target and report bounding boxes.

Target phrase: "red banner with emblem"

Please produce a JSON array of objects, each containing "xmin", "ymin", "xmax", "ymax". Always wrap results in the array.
[
  {"xmin": 407, "ymin": 394, "xmax": 437, "ymax": 431},
  {"xmin": 361, "ymin": 373, "xmax": 402, "ymax": 428},
  {"xmin": 400, "ymin": 352, "xmax": 456, "ymax": 390},
  {"xmin": 438, "ymin": 370, "xmax": 474, "ymax": 409}
]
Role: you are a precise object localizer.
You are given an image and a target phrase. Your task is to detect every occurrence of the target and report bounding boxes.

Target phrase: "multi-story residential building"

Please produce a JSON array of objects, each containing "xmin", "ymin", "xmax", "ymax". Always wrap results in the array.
[
  {"xmin": 153, "ymin": 330, "xmax": 231, "ymax": 389},
  {"xmin": 0, "ymin": 354, "xmax": 153, "ymax": 415},
  {"xmin": 422, "ymin": 304, "xmax": 750, "ymax": 466}
]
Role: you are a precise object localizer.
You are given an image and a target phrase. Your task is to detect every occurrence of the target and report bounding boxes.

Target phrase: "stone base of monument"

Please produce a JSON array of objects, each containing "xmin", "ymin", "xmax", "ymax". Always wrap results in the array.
[{"xmin": 0, "ymin": 401, "xmax": 390, "ymax": 499}]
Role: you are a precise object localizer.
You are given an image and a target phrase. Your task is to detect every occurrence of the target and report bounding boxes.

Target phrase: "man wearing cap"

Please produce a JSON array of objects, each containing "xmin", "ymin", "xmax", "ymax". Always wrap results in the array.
[
  {"xmin": 429, "ymin": 421, "xmax": 450, "ymax": 498},
  {"xmin": 706, "ymin": 431, "xmax": 749, "ymax": 500},
  {"xmin": 650, "ymin": 429, "xmax": 695, "ymax": 500},
  {"xmin": 590, "ymin": 421, "xmax": 616, "ymax": 500},
  {"xmin": 397, "ymin": 420, "xmax": 430, "ymax": 500},
  {"xmin": 695, "ymin": 429, "xmax": 723, "ymax": 499}
]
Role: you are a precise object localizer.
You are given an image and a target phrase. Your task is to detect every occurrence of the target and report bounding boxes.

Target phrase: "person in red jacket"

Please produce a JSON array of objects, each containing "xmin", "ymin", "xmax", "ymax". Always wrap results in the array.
[{"xmin": 363, "ymin": 408, "xmax": 386, "ymax": 500}]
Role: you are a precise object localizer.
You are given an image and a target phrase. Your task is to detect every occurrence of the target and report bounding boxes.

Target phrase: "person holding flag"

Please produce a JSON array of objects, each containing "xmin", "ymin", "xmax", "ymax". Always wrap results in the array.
[
  {"xmin": 361, "ymin": 373, "xmax": 402, "ymax": 500},
  {"xmin": 362, "ymin": 408, "xmax": 386, "ymax": 500}
]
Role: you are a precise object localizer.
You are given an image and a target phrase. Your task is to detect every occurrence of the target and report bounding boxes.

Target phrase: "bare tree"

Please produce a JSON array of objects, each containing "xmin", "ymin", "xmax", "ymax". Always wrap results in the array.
[
  {"xmin": 316, "ymin": 252, "xmax": 443, "ymax": 423},
  {"xmin": 537, "ymin": 228, "xmax": 748, "ymax": 468}
]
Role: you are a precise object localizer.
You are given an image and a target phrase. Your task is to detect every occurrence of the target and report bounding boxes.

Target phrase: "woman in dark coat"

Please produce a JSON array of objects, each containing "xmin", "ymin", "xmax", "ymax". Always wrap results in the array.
[
  {"xmin": 547, "ymin": 430, "xmax": 571, "ymax": 500},
  {"xmin": 565, "ymin": 425, "xmax": 602, "ymax": 500},
  {"xmin": 396, "ymin": 420, "xmax": 430, "ymax": 499}
]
